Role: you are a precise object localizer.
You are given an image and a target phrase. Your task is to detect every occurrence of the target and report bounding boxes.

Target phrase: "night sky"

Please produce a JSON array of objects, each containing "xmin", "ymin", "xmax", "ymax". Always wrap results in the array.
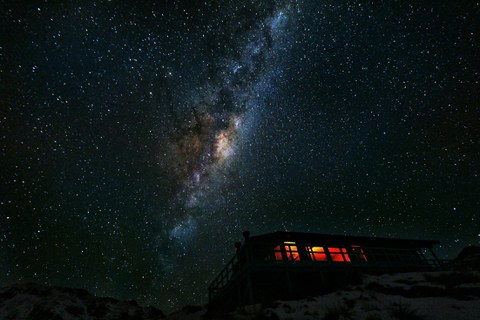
[{"xmin": 1, "ymin": 0, "xmax": 479, "ymax": 312}]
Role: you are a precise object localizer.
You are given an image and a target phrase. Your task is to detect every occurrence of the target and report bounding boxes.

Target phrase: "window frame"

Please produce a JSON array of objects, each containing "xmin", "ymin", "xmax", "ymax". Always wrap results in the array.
[
  {"xmin": 327, "ymin": 246, "xmax": 351, "ymax": 262},
  {"xmin": 305, "ymin": 245, "xmax": 328, "ymax": 261},
  {"xmin": 274, "ymin": 241, "xmax": 300, "ymax": 261}
]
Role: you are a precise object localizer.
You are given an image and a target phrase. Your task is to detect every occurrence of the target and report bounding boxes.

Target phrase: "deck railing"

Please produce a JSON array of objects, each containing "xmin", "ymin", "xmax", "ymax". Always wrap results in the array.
[{"xmin": 208, "ymin": 253, "xmax": 241, "ymax": 299}]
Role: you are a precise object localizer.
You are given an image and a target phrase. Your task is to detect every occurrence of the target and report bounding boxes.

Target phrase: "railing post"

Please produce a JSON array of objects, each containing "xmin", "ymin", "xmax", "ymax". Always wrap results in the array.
[
  {"xmin": 285, "ymin": 268, "xmax": 293, "ymax": 298},
  {"xmin": 246, "ymin": 269, "xmax": 254, "ymax": 305}
]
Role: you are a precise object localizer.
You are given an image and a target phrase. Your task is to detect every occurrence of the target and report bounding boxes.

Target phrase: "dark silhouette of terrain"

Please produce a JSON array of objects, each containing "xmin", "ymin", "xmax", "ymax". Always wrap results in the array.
[
  {"xmin": 0, "ymin": 283, "xmax": 164, "ymax": 319},
  {"xmin": 1, "ymin": 246, "xmax": 479, "ymax": 319}
]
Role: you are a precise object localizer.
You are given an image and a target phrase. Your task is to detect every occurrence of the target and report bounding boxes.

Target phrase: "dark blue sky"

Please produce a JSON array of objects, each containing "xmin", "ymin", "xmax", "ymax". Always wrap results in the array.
[{"xmin": 1, "ymin": 0, "xmax": 479, "ymax": 312}]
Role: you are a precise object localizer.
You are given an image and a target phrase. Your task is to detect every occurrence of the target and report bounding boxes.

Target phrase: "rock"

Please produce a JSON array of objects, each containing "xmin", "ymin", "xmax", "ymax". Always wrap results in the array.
[{"xmin": 0, "ymin": 283, "xmax": 165, "ymax": 320}]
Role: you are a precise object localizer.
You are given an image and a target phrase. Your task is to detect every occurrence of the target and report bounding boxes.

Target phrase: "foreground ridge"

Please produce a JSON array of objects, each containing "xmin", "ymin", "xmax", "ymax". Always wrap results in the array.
[{"xmin": 0, "ymin": 282, "xmax": 164, "ymax": 320}]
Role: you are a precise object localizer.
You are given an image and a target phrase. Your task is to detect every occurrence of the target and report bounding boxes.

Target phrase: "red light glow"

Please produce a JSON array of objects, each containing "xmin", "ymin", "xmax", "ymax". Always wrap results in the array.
[
  {"xmin": 306, "ymin": 246, "xmax": 328, "ymax": 261},
  {"xmin": 328, "ymin": 247, "xmax": 351, "ymax": 262}
]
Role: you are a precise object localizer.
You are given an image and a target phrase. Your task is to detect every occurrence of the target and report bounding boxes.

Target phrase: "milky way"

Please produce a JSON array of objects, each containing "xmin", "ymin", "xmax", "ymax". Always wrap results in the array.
[
  {"xmin": 2, "ymin": 0, "xmax": 479, "ymax": 313},
  {"xmin": 161, "ymin": 3, "xmax": 295, "ymax": 242},
  {"xmin": 155, "ymin": 3, "xmax": 298, "ymax": 305}
]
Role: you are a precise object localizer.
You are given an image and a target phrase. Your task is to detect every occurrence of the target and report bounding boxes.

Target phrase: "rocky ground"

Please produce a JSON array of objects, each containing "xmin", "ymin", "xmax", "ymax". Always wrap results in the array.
[{"xmin": 0, "ymin": 283, "xmax": 164, "ymax": 320}]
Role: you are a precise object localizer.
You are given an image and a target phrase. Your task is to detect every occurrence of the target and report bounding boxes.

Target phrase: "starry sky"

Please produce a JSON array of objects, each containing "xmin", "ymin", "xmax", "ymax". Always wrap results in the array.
[{"xmin": 1, "ymin": 0, "xmax": 479, "ymax": 312}]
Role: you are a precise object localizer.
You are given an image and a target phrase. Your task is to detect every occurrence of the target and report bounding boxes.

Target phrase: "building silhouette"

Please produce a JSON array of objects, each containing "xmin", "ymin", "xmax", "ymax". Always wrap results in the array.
[{"xmin": 209, "ymin": 231, "xmax": 441, "ymax": 307}]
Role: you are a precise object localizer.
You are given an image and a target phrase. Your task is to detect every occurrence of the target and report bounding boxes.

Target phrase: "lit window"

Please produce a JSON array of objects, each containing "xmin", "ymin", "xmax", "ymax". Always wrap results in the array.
[
  {"xmin": 274, "ymin": 242, "xmax": 301, "ymax": 261},
  {"xmin": 351, "ymin": 245, "xmax": 368, "ymax": 262},
  {"xmin": 274, "ymin": 245, "xmax": 283, "ymax": 261},
  {"xmin": 306, "ymin": 246, "xmax": 328, "ymax": 261},
  {"xmin": 328, "ymin": 247, "xmax": 351, "ymax": 262},
  {"xmin": 284, "ymin": 241, "xmax": 300, "ymax": 261}
]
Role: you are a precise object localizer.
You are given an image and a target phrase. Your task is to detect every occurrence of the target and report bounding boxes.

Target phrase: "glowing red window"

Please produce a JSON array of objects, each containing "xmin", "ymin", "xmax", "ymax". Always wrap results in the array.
[
  {"xmin": 328, "ymin": 247, "xmax": 351, "ymax": 262},
  {"xmin": 306, "ymin": 246, "xmax": 328, "ymax": 261},
  {"xmin": 274, "ymin": 245, "xmax": 283, "ymax": 261},
  {"xmin": 284, "ymin": 242, "xmax": 300, "ymax": 261}
]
